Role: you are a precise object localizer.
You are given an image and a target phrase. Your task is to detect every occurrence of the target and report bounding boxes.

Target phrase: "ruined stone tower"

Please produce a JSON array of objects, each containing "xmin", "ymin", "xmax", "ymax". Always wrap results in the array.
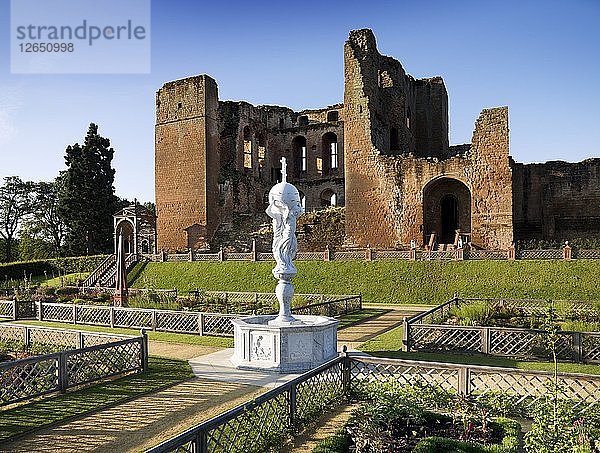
[{"xmin": 155, "ymin": 75, "xmax": 220, "ymax": 251}]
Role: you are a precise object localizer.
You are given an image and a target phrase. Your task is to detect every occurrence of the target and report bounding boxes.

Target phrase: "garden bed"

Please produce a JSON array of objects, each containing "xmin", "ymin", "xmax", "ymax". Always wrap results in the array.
[
  {"xmin": 312, "ymin": 381, "xmax": 522, "ymax": 453},
  {"xmin": 405, "ymin": 298, "xmax": 600, "ymax": 364}
]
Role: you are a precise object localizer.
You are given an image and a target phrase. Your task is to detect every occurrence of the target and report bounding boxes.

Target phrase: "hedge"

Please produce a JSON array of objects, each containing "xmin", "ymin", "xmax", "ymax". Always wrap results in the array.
[{"xmin": 0, "ymin": 255, "xmax": 107, "ymax": 281}]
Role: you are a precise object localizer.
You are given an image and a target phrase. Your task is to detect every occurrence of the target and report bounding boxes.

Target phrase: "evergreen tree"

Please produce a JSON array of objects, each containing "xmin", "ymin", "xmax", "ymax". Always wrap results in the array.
[{"xmin": 58, "ymin": 123, "xmax": 117, "ymax": 256}]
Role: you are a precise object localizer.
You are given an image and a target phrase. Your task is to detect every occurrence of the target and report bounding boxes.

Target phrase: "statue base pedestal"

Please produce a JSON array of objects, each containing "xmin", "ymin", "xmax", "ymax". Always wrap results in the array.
[{"xmin": 231, "ymin": 315, "xmax": 338, "ymax": 373}]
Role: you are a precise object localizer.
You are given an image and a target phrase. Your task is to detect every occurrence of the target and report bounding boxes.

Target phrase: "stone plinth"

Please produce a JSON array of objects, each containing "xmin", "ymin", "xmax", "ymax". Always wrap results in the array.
[{"xmin": 231, "ymin": 315, "xmax": 338, "ymax": 373}]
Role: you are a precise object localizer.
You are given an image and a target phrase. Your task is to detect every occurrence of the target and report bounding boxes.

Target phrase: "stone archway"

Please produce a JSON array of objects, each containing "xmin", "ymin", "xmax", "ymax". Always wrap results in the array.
[
  {"xmin": 115, "ymin": 220, "xmax": 135, "ymax": 254},
  {"xmin": 423, "ymin": 177, "xmax": 471, "ymax": 244}
]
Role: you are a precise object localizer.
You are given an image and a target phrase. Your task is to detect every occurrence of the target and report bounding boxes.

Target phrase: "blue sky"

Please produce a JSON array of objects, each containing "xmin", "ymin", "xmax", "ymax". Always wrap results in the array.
[{"xmin": 0, "ymin": 0, "xmax": 599, "ymax": 202}]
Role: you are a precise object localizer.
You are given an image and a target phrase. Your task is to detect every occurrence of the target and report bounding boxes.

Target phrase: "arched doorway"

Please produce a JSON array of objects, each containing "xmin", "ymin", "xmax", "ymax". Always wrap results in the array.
[
  {"xmin": 423, "ymin": 178, "xmax": 471, "ymax": 245},
  {"xmin": 440, "ymin": 194, "xmax": 458, "ymax": 243},
  {"xmin": 115, "ymin": 220, "xmax": 134, "ymax": 254}
]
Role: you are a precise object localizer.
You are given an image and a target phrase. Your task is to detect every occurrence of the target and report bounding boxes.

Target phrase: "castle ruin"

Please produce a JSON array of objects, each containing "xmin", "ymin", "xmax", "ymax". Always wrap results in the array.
[{"xmin": 155, "ymin": 29, "xmax": 600, "ymax": 252}]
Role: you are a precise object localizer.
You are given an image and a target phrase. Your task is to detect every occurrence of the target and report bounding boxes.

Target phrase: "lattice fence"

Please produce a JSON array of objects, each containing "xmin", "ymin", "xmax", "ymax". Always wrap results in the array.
[
  {"xmin": 42, "ymin": 303, "xmax": 75, "ymax": 323},
  {"xmin": 147, "ymin": 358, "xmax": 345, "ymax": 453},
  {"xmin": 577, "ymin": 249, "xmax": 600, "ymax": 259},
  {"xmin": 350, "ymin": 356, "xmax": 600, "ymax": 415},
  {"xmin": 147, "ymin": 353, "xmax": 600, "ymax": 452},
  {"xmin": 518, "ymin": 249, "xmax": 563, "ymax": 260},
  {"xmin": 465, "ymin": 250, "xmax": 507, "ymax": 260},
  {"xmin": 423, "ymin": 250, "xmax": 455, "ymax": 261},
  {"xmin": 0, "ymin": 354, "xmax": 59, "ymax": 405},
  {"xmin": 406, "ymin": 298, "xmax": 600, "ymax": 363},
  {"xmin": 410, "ymin": 325, "xmax": 483, "ymax": 352},
  {"xmin": 30, "ymin": 292, "xmax": 359, "ymax": 337},
  {"xmin": 225, "ymin": 253, "xmax": 253, "ymax": 261},
  {"xmin": 166, "ymin": 253, "xmax": 189, "ymax": 262},
  {"xmin": 192, "ymin": 252, "xmax": 219, "ymax": 261},
  {"xmin": 295, "ymin": 251, "xmax": 324, "ymax": 260},
  {"xmin": 0, "ymin": 301, "xmax": 13, "ymax": 319},
  {"xmin": 66, "ymin": 339, "xmax": 142, "ymax": 387},
  {"xmin": 155, "ymin": 310, "xmax": 201, "ymax": 333},
  {"xmin": 77, "ymin": 305, "xmax": 111, "ymax": 325},
  {"xmin": 375, "ymin": 250, "xmax": 411, "ymax": 260},
  {"xmin": 0, "ymin": 325, "xmax": 145, "ymax": 406},
  {"xmin": 257, "ymin": 252, "xmax": 274, "ymax": 261},
  {"xmin": 114, "ymin": 308, "xmax": 153, "ymax": 329},
  {"xmin": 332, "ymin": 251, "xmax": 366, "ymax": 261}
]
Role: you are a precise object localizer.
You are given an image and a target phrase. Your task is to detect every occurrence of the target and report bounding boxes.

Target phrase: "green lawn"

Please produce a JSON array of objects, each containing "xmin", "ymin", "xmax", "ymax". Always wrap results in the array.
[
  {"xmin": 0, "ymin": 357, "xmax": 193, "ymax": 443},
  {"xmin": 359, "ymin": 325, "xmax": 600, "ymax": 375},
  {"xmin": 131, "ymin": 260, "xmax": 600, "ymax": 305}
]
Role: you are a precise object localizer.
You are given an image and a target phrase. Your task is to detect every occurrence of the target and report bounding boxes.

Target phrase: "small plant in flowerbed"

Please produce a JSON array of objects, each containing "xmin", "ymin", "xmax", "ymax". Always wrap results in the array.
[{"xmin": 324, "ymin": 380, "xmax": 521, "ymax": 452}]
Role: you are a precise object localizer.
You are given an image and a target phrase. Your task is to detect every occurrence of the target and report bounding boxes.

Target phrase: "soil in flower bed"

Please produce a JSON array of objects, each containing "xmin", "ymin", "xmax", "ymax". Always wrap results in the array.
[{"xmin": 381, "ymin": 412, "xmax": 501, "ymax": 452}]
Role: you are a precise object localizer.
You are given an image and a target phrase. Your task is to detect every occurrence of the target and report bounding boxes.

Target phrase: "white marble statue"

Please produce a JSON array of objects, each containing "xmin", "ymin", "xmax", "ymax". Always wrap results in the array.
[{"xmin": 266, "ymin": 157, "xmax": 304, "ymax": 323}]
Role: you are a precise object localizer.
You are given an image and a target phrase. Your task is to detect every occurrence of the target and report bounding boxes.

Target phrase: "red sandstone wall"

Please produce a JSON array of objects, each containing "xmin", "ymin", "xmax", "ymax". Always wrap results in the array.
[{"xmin": 155, "ymin": 75, "xmax": 219, "ymax": 251}]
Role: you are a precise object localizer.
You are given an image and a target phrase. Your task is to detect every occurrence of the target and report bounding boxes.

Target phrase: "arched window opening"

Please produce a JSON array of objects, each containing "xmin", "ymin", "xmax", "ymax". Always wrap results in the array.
[
  {"xmin": 257, "ymin": 134, "xmax": 266, "ymax": 178},
  {"xmin": 298, "ymin": 115, "xmax": 309, "ymax": 126},
  {"xmin": 271, "ymin": 152, "xmax": 283, "ymax": 182},
  {"xmin": 321, "ymin": 132, "xmax": 338, "ymax": 174},
  {"xmin": 299, "ymin": 191, "xmax": 306, "ymax": 210},
  {"xmin": 243, "ymin": 126, "xmax": 252, "ymax": 170},
  {"xmin": 279, "ymin": 118, "xmax": 284, "ymax": 129},
  {"xmin": 292, "ymin": 136, "xmax": 307, "ymax": 178},
  {"xmin": 406, "ymin": 107, "xmax": 411, "ymax": 129},
  {"xmin": 141, "ymin": 240, "xmax": 149, "ymax": 254},
  {"xmin": 320, "ymin": 189, "xmax": 336, "ymax": 207}
]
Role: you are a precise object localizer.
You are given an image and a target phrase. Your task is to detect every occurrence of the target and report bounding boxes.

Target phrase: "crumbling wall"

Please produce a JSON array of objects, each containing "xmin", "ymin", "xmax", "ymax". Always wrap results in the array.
[
  {"xmin": 155, "ymin": 75, "xmax": 219, "ymax": 251},
  {"xmin": 513, "ymin": 159, "xmax": 600, "ymax": 241},
  {"xmin": 343, "ymin": 30, "xmax": 513, "ymax": 250}
]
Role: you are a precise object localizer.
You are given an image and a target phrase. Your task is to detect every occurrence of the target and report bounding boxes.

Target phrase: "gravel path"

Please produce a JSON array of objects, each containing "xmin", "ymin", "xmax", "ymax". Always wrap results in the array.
[{"xmin": 0, "ymin": 378, "xmax": 262, "ymax": 453}]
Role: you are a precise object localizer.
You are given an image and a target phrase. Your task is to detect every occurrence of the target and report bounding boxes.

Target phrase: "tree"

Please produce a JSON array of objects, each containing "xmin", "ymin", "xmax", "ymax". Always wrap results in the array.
[
  {"xmin": 27, "ymin": 177, "xmax": 67, "ymax": 256},
  {"xmin": 0, "ymin": 176, "xmax": 34, "ymax": 262},
  {"xmin": 58, "ymin": 123, "xmax": 118, "ymax": 256}
]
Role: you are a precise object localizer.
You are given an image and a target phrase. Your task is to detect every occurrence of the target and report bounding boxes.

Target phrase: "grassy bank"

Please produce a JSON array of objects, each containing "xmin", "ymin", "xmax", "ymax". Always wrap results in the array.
[{"xmin": 131, "ymin": 260, "xmax": 599, "ymax": 305}]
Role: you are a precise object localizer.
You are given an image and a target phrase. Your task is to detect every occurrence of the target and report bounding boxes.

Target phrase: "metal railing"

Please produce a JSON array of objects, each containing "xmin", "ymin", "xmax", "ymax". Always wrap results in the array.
[
  {"xmin": 0, "ymin": 323, "xmax": 147, "ymax": 406},
  {"xmin": 148, "ymin": 356, "xmax": 345, "ymax": 453}
]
